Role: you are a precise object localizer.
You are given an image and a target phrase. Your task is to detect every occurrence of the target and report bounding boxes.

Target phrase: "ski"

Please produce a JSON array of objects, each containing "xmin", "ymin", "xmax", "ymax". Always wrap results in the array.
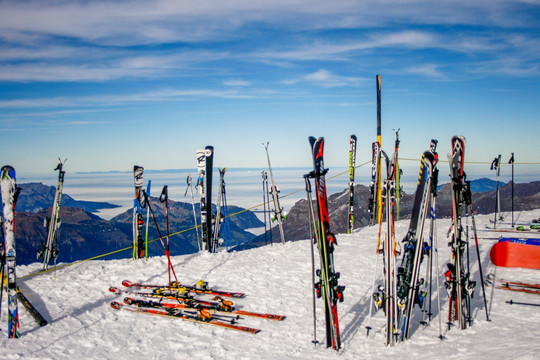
[
  {"xmin": 211, "ymin": 168, "xmax": 227, "ymax": 253},
  {"xmin": 121, "ymin": 280, "xmax": 246, "ymax": 298},
  {"xmin": 394, "ymin": 129, "xmax": 402, "ymax": 220},
  {"xmin": 486, "ymin": 275, "xmax": 540, "ymax": 290},
  {"xmin": 123, "ymin": 297, "xmax": 285, "ymax": 321},
  {"xmin": 204, "ymin": 146, "xmax": 214, "ymax": 252},
  {"xmin": 16, "ymin": 286, "xmax": 48, "ymax": 327},
  {"xmin": 496, "ymin": 285, "xmax": 540, "ymax": 295},
  {"xmin": 263, "ymin": 142, "xmax": 286, "ymax": 244},
  {"xmin": 1, "ymin": 165, "xmax": 21, "ymax": 338},
  {"xmin": 368, "ymin": 141, "xmax": 381, "ymax": 226},
  {"xmin": 132, "ymin": 165, "xmax": 145, "ymax": 259},
  {"xmin": 185, "ymin": 175, "xmax": 202, "ymax": 251},
  {"xmin": 378, "ymin": 148, "xmax": 398, "ymax": 346},
  {"xmin": 307, "ymin": 136, "xmax": 344, "ymax": 350},
  {"xmin": 196, "ymin": 148, "xmax": 208, "ymax": 251},
  {"xmin": 445, "ymin": 136, "xmax": 475, "ymax": 330},
  {"xmin": 144, "ymin": 180, "xmax": 151, "ymax": 259},
  {"xmin": 347, "ymin": 135, "xmax": 357, "ymax": 234},
  {"xmin": 37, "ymin": 158, "xmax": 66, "ymax": 270},
  {"xmin": 397, "ymin": 148, "xmax": 438, "ymax": 340},
  {"xmin": 110, "ymin": 301, "xmax": 261, "ymax": 334},
  {"xmin": 490, "ymin": 154, "xmax": 503, "ymax": 228}
]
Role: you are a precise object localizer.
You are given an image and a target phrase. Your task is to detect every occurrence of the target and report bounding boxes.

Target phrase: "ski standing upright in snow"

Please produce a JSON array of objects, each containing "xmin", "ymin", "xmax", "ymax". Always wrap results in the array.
[
  {"xmin": 204, "ymin": 146, "xmax": 214, "ymax": 252},
  {"xmin": 132, "ymin": 165, "xmax": 145, "ymax": 259},
  {"xmin": 396, "ymin": 143, "xmax": 439, "ymax": 340},
  {"xmin": 263, "ymin": 142, "xmax": 286, "ymax": 244},
  {"xmin": 306, "ymin": 136, "xmax": 344, "ymax": 351},
  {"xmin": 185, "ymin": 175, "xmax": 202, "ymax": 251},
  {"xmin": 347, "ymin": 135, "xmax": 357, "ymax": 234},
  {"xmin": 38, "ymin": 158, "xmax": 66, "ymax": 271},
  {"xmin": 491, "ymin": 154, "xmax": 503, "ymax": 228},
  {"xmin": 1, "ymin": 165, "xmax": 21, "ymax": 338},
  {"xmin": 196, "ymin": 148, "xmax": 208, "ymax": 251},
  {"xmin": 196, "ymin": 146, "xmax": 214, "ymax": 252},
  {"xmin": 368, "ymin": 75, "xmax": 383, "ymax": 225},
  {"xmin": 446, "ymin": 136, "xmax": 476, "ymax": 330},
  {"xmin": 211, "ymin": 168, "xmax": 227, "ymax": 252},
  {"xmin": 376, "ymin": 147, "xmax": 399, "ymax": 346},
  {"xmin": 394, "ymin": 129, "xmax": 402, "ymax": 220}
]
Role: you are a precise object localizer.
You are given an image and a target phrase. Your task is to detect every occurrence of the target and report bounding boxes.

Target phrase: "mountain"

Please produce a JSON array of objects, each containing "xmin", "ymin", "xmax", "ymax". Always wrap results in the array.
[
  {"xmin": 14, "ymin": 206, "xmax": 132, "ymax": 266},
  {"xmin": 437, "ymin": 177, "xmax": 504, "ymax": 193},
  {"xmin": 109, "ymin": 197, "xmax": 264, "ymax": 255},
  {"xmin": 10, "ymin": 182, "xmax": 119, "ymax": 213},
  {"xmin": 246, "ymin": 179, "xmax": 540, "ymax": 246}
]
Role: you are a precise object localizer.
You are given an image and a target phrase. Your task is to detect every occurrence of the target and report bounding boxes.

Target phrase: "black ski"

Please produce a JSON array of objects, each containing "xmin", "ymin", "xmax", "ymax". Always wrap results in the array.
[
  {"xmin": 307, "ymin": 136, "xmax": 344, "ymax": 351},
  {"xmin": 347, "ymin": 135, "xmax": 357, "ymax": 234},
  {"xmin": 397, "ymin": 148, "xmax": 438, "ymax": 340}
]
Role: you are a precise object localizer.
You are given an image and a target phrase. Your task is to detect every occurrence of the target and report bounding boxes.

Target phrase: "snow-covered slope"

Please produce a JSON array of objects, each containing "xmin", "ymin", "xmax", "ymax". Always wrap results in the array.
[{"xmin": 3, "ymin": 210, "xmax": 540, "ymax": 359}]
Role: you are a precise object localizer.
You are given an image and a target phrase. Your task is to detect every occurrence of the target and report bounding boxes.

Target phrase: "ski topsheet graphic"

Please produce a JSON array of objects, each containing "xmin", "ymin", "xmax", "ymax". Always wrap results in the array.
[
  {"xmin": 347, "ymin": 135, "xmax": 357, "ymax": 234},
  {"xmin": 132, "ymin": 165, "xmax": 145, "ymax": 259}
]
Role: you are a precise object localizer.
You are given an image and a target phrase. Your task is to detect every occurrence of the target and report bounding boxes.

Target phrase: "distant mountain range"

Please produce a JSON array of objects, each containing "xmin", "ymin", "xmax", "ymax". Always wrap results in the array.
[
  {"xmin": 240, "ymin": 178, "xmax": 540, "ymax": 249},
  {"xmin": 13, "ymin": 182, "xmax": 119, "ymax": 213},
  {"xmin": 4, "ymin": 182, "xmax": 263, "ymax": 265},
  {"xmin": 3, "ymin": 177, "xmax": 540, "ymax": 265}
]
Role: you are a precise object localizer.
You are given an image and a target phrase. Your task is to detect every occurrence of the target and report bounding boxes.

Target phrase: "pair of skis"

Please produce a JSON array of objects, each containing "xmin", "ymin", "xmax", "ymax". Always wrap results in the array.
[
  {"xmin": 132, "ymin": 166, "xmax": 146, "ymax": 259},
  {"xmin": 445, "ymin": 136, "xmax": 490, "ymax": 330},
  {"xmin": 305, "ymin": 137, "xmax": 344, "ymax": 351},
  {"xmin": 263, "ymin": 142, "xmax": 286, "ymax": 244},
  {"xmin": 396, "ymin": 141, "xmax": 439, "ymax": 341},
  {"xmin": 2, "ymin": 166, "xmax": 48, "ymax": 338},
  {"xmin": 37, "ymin": 158, "xmax": 67, "ymax": 270},
  {"xmin": 369, "ymin": 135, "xmax": 400, "ymax": 345},
  {"xmin": 196, "ymin": 146, "xmax": 215, "ymax": 252}
]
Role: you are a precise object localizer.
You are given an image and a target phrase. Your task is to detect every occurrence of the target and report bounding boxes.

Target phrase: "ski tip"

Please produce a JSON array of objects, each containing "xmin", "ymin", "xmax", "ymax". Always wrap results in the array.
[
  {"xmin": 109, "ymin": 287, "xmax": 120, "ymax": 294},
  {"xmin": 110, "ymin": 301, "xmax": 122, "ymax": 310},
  {"xmin": 123, "ymin": 297, "xmax": 135, "ymax": 305},
  {"xmin": 121, "ymin": 280, "xmax": 134, "ymax": 287}
]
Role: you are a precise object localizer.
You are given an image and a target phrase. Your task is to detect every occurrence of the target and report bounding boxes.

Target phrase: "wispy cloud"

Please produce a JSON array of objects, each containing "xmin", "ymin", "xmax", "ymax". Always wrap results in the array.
[
  {"xmin": 298, "ymin": 69, "xmax": 366, "ymax": 87},
  {"xmin": 223, "ymin": 79, "xmax": 252, "ymax": 87},
  {"xmin": 403, "ymin": 64, "xmax": 448, "ymax": 80}
]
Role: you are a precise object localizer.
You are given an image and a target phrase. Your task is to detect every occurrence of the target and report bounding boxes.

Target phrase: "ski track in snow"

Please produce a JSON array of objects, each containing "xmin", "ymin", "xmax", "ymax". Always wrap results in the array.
[{"xmin": 2, "ymin": 210, "xmax": 540, "ymax": 359}]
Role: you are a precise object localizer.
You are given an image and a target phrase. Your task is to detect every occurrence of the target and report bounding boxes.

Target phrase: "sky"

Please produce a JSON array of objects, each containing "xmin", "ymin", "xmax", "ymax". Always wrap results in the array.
[{"xmin": 1, "ymin": 0, "xmax": 539, "ymax": 175}]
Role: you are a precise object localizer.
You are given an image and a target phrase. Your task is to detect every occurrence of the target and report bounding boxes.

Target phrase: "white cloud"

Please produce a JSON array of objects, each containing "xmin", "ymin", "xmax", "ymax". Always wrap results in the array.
[
  {"xmin": 223, "ymin": 79, "xmax": 252, "ymax": 87},
  {"xmin": 404, "ymin": 64, "xmax": 448, "ymax": 79}
]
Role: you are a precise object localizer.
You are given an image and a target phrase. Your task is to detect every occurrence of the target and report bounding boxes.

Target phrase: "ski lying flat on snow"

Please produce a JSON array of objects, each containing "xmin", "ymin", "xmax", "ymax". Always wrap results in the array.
[
  {"xmin": 16, "ymin": 286, "xmax": 48, "ymax": 327},
  {"xmin": 492, "ymin": 279, "xmax": 540, "ymax": 290},
  {"xmin": 496, "ymin": 285, "xmax": 540, "ymax": 295},
  {"xmin": 122, "ymin": 279, "xmax": 246, "ymax": 298},
  {"xmin": 110, "ymin": 301, "xmax": 261, "ymax": 334},
  {"xmin": 123, "ymin": 297, "xmax": 286, "ymax": 321}
]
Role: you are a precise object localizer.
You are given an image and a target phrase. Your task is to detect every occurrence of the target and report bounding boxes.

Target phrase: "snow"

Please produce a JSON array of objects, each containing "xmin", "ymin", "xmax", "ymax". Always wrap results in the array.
[{"xmin": 3, "ymin": 210, "xmax": 540, "ymax": 359}]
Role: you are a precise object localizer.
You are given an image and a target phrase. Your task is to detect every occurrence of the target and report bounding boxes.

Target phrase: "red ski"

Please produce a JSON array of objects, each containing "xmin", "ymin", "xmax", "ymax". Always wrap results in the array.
[
  {"xmin": 123, "ymin": 297, "xmax": 286, "ymax": 321},
  {"xmin": 110, "ymin": 301, "xmax": 260, "ymax": 334},
  {"xmin": 122, "ymin": 280, "xmax": 246, "ymax": 298}
]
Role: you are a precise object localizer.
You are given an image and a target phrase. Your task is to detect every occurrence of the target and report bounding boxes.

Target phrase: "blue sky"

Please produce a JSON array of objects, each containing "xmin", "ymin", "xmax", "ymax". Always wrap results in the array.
[{"xmin": 1, "ymin": 0, "xmax": 539, "ymax": 175}]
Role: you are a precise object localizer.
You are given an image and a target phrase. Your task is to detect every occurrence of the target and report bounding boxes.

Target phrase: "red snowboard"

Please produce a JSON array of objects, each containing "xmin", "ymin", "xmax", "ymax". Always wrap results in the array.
[{"xmin": 490, "ymin": 241, "xmax": 540, "ymax": 269}]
